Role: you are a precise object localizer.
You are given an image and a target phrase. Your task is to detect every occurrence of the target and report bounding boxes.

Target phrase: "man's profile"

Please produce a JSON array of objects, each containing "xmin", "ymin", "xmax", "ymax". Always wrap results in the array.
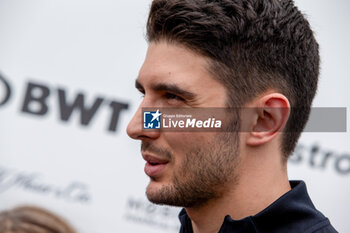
[{"xmin": 127, "ymin": 0, "xmax": 337, "ymax": 232}]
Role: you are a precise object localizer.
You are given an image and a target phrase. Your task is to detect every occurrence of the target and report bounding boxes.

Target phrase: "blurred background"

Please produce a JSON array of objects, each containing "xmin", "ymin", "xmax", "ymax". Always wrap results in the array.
[{"xmin": 0, "ymin": 0, "xmax": 349, "ymax": 232}]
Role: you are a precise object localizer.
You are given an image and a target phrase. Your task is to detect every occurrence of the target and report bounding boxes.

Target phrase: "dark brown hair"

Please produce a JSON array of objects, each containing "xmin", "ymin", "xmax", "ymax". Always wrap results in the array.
[
  {"xmin": 146, "ymin": 0, "xmax": 319, "ymax": 158},
  {"xmin": 0, "ymin": 206, "xmax": 77, "ymax": 233}
]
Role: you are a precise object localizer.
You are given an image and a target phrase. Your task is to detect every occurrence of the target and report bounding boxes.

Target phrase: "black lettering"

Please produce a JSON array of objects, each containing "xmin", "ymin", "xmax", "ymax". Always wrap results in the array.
[
  {"xmin": 161, "ymin": 206, "xmax": 171, "ymax": 217},
  {"xmin": 309, "ymin": 144, "xmax": 320, "ymax": 167},
  {"xmin": 62, "ymin": 182, "xmax": 90, "ymax": 203},
  {"xmin": 334, "ymin": 154, "xmax": 350, "ymax": 175},
  {"xmin": 127, "ymin": 198, "xmax": 143, "ymax": 210},
  {"xmin": 58, "ymin": 89, "xmax": 104, "ymax": 126},
  {"xmin": 289, "ymin": 144, "xmax": 304, "ymax": 163},
  {"xmin": 145, "ymin": 203, "xmax": 157, "ymax": 214},
  {"xmin": 0, "ymin": 167, "xmax": 16, "ymax": 193},
  {"xmin": 108, "ymin": 101, "xmax": 129, "ymax": 132},
  {"xmin": 14, "ymin": 174, "xmax": 51, "ymax": 193},
  {"xmin": 320, "ymin": 152, "xmax": 333, "ymax": 169},
  {"xmin": 0, "ymin": 73, "xmax": 11, "ymax": 106},
  {"xmin": 21, "ymin": 82, "xmax": 50, "ymax": 115}
]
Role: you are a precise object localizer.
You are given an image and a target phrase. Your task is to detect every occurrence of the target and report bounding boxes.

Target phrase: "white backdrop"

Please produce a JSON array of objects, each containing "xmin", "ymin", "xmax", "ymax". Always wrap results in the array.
[{"xmin": 0, "ymin": 0, "xmax": 349, "ymax": 232}]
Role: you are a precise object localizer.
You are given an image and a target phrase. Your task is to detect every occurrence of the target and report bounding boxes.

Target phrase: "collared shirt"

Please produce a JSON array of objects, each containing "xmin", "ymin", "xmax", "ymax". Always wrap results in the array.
[{"xmin": 179, "ymin": 181, "xmax": 337, "ymax": 233}]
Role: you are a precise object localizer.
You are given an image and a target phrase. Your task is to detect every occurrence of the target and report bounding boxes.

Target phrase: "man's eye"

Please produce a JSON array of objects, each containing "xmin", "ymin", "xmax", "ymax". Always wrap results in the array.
[{"xmin": 165, "ymin": 93, "xmax": 184, "ymax": 101}]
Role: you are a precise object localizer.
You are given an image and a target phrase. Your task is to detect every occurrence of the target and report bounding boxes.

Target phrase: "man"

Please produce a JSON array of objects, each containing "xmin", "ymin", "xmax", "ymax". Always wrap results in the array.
[{"xmin": 127, "ymin": 0, "xmax": 337, "ymax": 232}]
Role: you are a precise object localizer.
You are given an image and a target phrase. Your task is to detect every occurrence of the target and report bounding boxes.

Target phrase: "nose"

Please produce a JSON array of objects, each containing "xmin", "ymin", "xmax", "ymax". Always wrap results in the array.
[{"xmin": 127, "ymin": 105, "xmax": 161, "ymax": 140}]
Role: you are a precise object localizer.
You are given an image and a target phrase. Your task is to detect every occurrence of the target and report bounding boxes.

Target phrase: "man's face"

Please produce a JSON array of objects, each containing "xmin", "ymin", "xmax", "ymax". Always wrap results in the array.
[{"xmin": 127, "ymin": 41, "xmax": 240, "ymax": 208}]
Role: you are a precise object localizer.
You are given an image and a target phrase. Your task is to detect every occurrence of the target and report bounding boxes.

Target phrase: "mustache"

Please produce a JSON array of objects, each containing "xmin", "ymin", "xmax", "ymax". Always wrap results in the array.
[{"xmin": 141, "ymin": 141, "xmax": 173, "ymax": 161}]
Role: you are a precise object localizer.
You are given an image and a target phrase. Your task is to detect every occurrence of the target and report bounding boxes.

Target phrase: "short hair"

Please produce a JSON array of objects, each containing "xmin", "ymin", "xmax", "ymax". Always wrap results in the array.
[
  {"xmin": 0, "ymin": 206, "xmax": 77, "ymax": 233},
  {"xmin": 146, "ymin": 0, "xmax": 319, "ymax": 158}
]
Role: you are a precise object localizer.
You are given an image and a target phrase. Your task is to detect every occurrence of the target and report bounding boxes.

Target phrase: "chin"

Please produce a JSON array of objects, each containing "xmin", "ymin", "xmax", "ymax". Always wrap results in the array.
[
  {"xmin": 146, "ymin": 181, "xmax": 162, "ymax": 197},
  {"xmin": 145, "ymin": 181, "xmax": 173, "ymax": 205}
]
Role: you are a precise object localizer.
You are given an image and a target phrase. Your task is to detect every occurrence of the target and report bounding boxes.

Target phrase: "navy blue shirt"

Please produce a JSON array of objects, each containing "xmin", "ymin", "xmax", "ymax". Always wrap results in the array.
[{"xmin": 179, "ymin": 181, "xmax": 337, "ymax": 233}]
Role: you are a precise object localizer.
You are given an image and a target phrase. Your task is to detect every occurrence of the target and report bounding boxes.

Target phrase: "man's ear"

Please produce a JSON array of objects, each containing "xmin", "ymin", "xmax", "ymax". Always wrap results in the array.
[{"xmin": 246, "ymin": 93, "xmax": 290, "ymax": 146}]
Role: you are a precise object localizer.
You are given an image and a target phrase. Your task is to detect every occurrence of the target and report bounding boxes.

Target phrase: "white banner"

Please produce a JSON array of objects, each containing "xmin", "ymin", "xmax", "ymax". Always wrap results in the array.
[{"xmin": 0, "ymin": 0, "xmax": 349, "ymax": 232}]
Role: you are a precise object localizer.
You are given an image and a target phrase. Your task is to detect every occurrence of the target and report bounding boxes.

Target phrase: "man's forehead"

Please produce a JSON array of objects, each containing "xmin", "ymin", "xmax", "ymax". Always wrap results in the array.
[
  {"xmin": 141, "ymin": 42, "xmax": 211, "ymax": 77},
  {"xmin": 136, "ymin": 42, "xmax": 228, "ymax": 103},
  {"xmin": 135, "ymin": 74, "xmax": 192, "ymax": 94},
  {"xmin": 137, "ymin": 64, "xmax": 199, "ymax": 91}
]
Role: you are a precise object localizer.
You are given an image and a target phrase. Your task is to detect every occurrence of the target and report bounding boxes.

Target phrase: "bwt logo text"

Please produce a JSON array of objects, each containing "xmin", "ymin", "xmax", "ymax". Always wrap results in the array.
[{"xmin": 0, "ymin": 72, "xmax": 129, "ymax": 133}]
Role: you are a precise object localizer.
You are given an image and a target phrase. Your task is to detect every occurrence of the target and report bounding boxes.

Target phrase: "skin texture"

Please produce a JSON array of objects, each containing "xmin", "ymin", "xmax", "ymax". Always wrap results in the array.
[
  {"xmin": 128, "ymin": 41, "xmax": 238, "ymax": 206},
  {"xmin": 127, "ymin": 41, "xmax": 292, "ymax": 233}
]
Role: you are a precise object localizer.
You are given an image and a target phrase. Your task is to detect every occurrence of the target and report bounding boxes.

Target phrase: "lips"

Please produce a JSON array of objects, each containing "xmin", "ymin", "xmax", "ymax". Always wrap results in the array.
[{"xmin": 142, "ymin": 154, "xmax": 169, "ymax": 177}]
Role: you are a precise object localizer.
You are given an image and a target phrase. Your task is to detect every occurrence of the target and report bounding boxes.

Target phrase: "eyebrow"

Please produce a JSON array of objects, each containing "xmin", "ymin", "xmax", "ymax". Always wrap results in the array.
[{"xmin": 135, "ymin": 79, "xmax": 197, "ymax": 101}]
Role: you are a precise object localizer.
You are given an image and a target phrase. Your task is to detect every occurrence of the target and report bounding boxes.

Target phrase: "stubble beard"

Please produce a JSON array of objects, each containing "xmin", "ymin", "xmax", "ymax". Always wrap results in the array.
[{"xmin": 145, "ymin": 132, "xmax": 240, "ymax": 208}]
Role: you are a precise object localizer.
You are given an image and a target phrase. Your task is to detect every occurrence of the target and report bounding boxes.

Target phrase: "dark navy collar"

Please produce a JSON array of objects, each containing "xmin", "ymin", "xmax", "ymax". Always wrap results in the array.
[{"xmin": 179, "ymin": 181, "xmax": 335, "ymax": 233}]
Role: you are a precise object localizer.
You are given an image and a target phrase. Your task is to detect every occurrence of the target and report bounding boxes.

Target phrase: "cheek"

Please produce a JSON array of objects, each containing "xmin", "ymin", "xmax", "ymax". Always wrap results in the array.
[
  {"xmin": 164, "ymin": 132, "xmax": 215, "ymax": 161},
  {"xmin": 166, "ymin": 132, "xmax": 206, "ymax": 148},
  {"xmin": 164, "ymin": 133, "xmax": 194, "ymax": 167}
]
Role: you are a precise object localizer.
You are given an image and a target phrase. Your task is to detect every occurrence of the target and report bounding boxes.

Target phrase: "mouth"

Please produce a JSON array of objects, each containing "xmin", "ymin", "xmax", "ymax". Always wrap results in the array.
[{"xmin": 142, "ymin": 154, "xmax": 169, "ymax": 177}]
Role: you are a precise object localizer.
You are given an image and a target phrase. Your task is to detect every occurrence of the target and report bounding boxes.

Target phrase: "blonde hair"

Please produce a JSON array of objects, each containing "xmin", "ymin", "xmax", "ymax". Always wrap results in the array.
[{"xmin": 0, "ymin": 206, "xmax": 77, "ymax": 233}]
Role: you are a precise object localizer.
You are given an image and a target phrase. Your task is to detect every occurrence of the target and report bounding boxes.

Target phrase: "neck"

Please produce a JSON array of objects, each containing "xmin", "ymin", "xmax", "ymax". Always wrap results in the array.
[{"xmin": 185, "ymin": 148, "xmax": 291, "ymax": 233}]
